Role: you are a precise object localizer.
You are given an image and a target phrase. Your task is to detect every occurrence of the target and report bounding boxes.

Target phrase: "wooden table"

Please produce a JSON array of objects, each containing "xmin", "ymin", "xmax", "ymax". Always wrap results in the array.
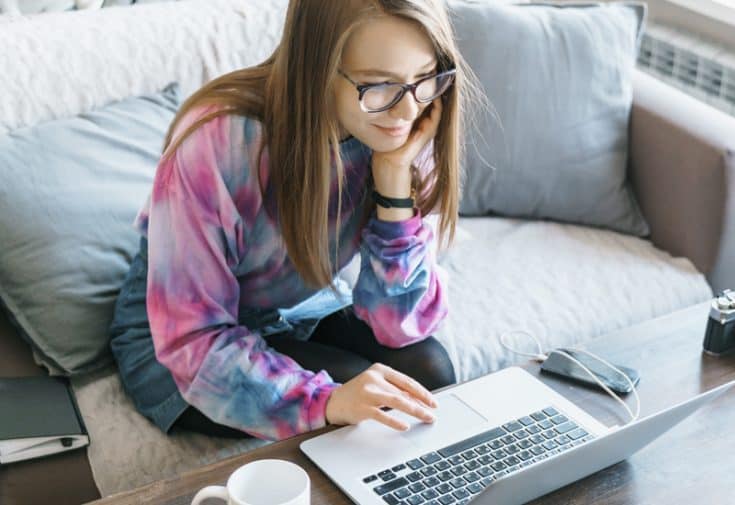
[{"xmin": 87, "ymin": 302, "xmax": 735, "ymax": 505}]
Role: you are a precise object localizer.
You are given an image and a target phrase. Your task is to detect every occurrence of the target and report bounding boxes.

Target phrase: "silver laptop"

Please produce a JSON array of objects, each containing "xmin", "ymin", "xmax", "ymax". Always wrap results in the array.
[{"xmin": 300, "ymin": 366, "xmax": 735, "ymax": 505}]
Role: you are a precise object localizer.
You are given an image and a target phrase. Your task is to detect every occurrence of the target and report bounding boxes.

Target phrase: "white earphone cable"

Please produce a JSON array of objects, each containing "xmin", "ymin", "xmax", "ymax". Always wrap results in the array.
[{"xmin": 500, "ymin": 330, "xmax": 640, "ymax": 424}]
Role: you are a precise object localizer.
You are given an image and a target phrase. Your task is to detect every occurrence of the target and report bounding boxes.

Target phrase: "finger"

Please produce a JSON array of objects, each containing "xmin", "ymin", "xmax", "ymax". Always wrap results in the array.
[
  {"xmin": 381, "ymin": 366, "xmax": 438, "ymax": 408},
  {"xmin": 371, "ymin": 408, "xmax": 410, "ymax": 431},
  {"xmin": 371, "ymin": 390, "xmax": 436, "ymax": 423}
]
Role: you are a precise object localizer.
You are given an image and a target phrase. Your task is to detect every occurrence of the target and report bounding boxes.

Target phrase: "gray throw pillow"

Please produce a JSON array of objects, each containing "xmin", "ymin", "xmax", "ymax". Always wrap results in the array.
[
  {"xmin": 451, "ymin": 1, "xmax": 650, "ymax": 236},
  {"xmin": 0, "ymin": 83, "xmax": 180, "ymax": 375}
]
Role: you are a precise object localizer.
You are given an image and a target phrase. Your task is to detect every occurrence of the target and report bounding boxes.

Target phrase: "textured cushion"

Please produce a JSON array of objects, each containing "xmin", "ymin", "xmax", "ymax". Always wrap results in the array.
[
  {"xmin": 0, "ymin": 83, "xmax": 180, "ymax": 375},
  {"xmin": 451, "ymin": 1, "xmax": 650, "ymax": 236},
  {"xmin": 0, "ymin": 0, "xmax": 288, "ymax": 135}
]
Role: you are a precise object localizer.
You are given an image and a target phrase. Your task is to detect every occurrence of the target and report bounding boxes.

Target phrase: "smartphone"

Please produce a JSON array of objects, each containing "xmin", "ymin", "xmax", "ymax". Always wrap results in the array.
[{"xmin": 540, "ymin": 348, "xmax": 640, "ymax": 394}]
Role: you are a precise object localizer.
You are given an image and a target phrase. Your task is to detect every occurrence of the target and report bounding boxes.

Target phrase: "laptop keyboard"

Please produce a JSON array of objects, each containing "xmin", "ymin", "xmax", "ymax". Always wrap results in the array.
[{"xmin": 363, "ymin": 406, "xmax": 595, "ymax": 505}]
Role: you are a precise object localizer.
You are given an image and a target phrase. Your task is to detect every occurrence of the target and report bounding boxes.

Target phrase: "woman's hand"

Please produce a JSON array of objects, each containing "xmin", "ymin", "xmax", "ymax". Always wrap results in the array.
[
  {"xmin": 325, "ymin": 363, "xmax": 439, "ymax": 431},
  {"xmin": 371, "ymin": 97, "xmax": 443, "ymax": 199}
]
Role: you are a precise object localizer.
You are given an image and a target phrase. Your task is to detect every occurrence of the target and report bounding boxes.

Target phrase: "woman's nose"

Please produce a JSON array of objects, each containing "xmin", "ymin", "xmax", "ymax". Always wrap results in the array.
[{"xmin": 389, "ymin": 90, "xmax": 421, "ymax": 122}]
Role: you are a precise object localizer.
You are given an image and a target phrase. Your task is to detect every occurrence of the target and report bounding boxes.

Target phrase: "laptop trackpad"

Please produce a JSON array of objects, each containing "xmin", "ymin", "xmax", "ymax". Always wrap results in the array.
[{"xmin": 393, "ymin": 393, "xmax": 488, "ymax": 450}]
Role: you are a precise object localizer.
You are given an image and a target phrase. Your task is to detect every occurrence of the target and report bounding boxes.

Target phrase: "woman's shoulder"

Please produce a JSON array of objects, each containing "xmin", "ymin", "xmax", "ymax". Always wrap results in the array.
[
  {"xmin": 162, "ymin": 104, "xmax": 266, "ymax": 187},
  {"xmin": 165, "ymin": 104, "xmax": 264, "ymax": 158}
]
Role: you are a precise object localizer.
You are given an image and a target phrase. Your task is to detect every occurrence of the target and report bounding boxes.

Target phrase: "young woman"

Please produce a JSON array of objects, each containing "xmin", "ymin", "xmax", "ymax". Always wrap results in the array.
[{"xmin": 109, "ymin": 0, "xmax": 478, "ymax": 441}]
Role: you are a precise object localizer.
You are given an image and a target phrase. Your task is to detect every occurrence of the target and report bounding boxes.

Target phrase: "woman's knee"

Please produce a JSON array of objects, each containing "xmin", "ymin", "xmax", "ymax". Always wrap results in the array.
[{"xmin": 380, "ymin": 337, "xmax": 456, "ymax": 391}]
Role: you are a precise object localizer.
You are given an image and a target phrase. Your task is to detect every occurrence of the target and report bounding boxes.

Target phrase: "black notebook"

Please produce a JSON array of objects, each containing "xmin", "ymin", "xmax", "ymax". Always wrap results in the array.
[{"xmin": 0, "ymin": 376, "xmax": 89, "ymax": 464}]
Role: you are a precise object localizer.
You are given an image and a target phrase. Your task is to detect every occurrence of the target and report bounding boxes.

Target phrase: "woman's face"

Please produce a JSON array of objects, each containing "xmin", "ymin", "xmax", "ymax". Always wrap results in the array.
[{"xmin": 334, "ymin": 15, "xmax": 436, "ymax": 153}]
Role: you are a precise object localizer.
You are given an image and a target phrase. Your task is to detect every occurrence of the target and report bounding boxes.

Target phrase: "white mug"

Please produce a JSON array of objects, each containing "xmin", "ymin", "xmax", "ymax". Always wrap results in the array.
[{"xmin": 191, "ymin": 459, "xmax": 310, "ymax": 505}]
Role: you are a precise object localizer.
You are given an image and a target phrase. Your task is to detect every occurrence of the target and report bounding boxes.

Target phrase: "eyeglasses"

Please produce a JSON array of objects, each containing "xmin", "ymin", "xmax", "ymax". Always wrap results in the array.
[{"xmin": 338, "ymin": 68, "xmax": 456, "ymax": 113}]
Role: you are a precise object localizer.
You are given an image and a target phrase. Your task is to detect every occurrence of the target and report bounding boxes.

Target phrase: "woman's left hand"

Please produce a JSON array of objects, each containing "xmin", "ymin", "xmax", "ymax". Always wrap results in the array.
[{"xmin": 371, "ymin": 97, "xmax": 443, "ymax": 198}]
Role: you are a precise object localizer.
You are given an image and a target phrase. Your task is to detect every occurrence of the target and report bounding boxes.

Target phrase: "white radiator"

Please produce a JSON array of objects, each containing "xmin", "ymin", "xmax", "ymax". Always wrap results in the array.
[{"xmin": 637, "ymin": 21, "xmax": 735, "ymax": 117}]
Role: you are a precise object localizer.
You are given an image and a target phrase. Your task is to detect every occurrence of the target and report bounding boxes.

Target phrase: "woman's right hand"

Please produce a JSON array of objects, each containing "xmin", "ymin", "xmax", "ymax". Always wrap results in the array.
[{"xmin": 325, "ymin": 363, "xmax": 438, "ymax": 431}]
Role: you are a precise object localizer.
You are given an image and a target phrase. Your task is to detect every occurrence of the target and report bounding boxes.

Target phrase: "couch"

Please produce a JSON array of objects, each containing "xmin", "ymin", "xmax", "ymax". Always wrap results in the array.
[{"xmin": 1, "ymin": 1, "xmax": 734, "ymax": 504}]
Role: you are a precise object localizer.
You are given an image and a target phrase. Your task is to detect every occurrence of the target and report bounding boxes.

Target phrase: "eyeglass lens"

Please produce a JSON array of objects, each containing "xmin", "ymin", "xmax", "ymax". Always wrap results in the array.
[{"xmin": 362, "ymin": 73, "xmax": 454, "ymax": 112}]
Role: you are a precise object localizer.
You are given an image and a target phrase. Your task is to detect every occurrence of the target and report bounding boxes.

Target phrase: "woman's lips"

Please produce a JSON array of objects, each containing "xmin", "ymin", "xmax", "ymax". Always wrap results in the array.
[{"xmin": 374, "ymin": 124, "xmax": 411, "ymax": 137}]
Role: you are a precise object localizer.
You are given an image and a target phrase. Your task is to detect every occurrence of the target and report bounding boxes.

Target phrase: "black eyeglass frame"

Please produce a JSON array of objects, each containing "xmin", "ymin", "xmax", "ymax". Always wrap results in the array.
[{"xmin": 338, "ymin": 68, "xmax": 457, "ymax": 113}]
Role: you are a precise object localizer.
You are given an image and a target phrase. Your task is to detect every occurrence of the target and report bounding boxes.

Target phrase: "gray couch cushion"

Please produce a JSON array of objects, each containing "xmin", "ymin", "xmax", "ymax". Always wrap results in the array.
[
  {"xmin": 451, "ymin": 1, "xmax": 650, "ymax": 236},
  {"xmin": 0, "ymin": 83, "xmax": 180, "ymax": 375}
]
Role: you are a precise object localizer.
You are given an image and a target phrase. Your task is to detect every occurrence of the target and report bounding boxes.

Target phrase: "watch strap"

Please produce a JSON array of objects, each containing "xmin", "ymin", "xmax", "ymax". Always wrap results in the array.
[{"xmin": 372, "ymin": 189, "xmax": 414, "ymax": 209}]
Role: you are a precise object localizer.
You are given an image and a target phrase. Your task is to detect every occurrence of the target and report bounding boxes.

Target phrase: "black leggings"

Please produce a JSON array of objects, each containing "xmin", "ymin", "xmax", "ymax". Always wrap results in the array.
[{"xmin": 173, "ymin": 306, "xmax": 456, "ymax": 438}]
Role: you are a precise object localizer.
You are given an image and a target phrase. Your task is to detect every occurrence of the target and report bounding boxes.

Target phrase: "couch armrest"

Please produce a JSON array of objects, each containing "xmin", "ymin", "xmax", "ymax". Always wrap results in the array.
[{"xmin": 628, "ymin": 68, "xmax": 735, "ymax": 293}]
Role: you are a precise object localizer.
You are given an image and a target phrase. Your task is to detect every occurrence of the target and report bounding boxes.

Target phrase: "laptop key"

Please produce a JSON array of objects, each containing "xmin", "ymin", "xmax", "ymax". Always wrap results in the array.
[
  {"xmin": 448, "ymin": 455, "xmax": 464, "ymax": 466},
  {"xmin": 568, "ymin": 428, "xmax": 589, "ymax": 440},
  {"xmin": 464, "ymin": 471, "xmax": 480, "ymax": 483},
  {"xmin": 478, "ymin": 455, "xmax": 493, "ymax": 465},
  {"xmin": 395, "ymin": 487, "xmax": 412, "ymax": 499},
  {"xmin": 374, "ymin": 477, "xmax": 409, "ymax": 495},
  {"xmin": 502, "ymin": 421, "xmax": 523, "ymax": 432},
  {"xmin": 461, "ymin": 450, "xmax": 476, "ymax": 460},
  {"xmin": 475, "ymin": 445, "xmax": 490, "ymax": 455},
  {"xmin": 491, "ymin": 449, "xmax": 507, "ymax": 460},
  {"xmin": 526, "ymin": 424, "xmax": 541, "ymax": 434},
  {"xmin": 393, "ymin": 463, "xmax": 407, "ymax": 472},
  {"xmin": 491, "ymin": 462, "xmax": 507, "ymax": 471},
  {"xmin": 488, "ymin": 440, "xmax": 503, "ymax": 449},
  {"xmin": 504, "ymin": 456, "xmax": 520, "ymax": 467},
  {"xmin": 554, "ymin": 434, "xmax": 571, "ymax": 446},
  {"xmin": 406, "ymin": 472, "xmax": 423, "ymax": 482},
  {"xmin": 501, "ymin": 434, "xmax": 516, "ymax": 444},
  {"xmin": 435, "ymin": 460, "xmax": 451, "ymax": 471},
  {"xmin": 464, "ymin": 460, "xmax": 480, "ymax": 471},
  {"xmin": 543, "ymin": 407, "xmax": 559, "ymax": 417},
  {"xmin": 530, "ymin": 411, "xmax": 547, "ymax": 421},
  {"xmin": 505, "ymin": 444, "xmax": 519, "ymax": 454},
  {"xmin": 379, "ymin": 471, "xmax": 397, "ymax": 481},
  {"xmin": 407, "ymin": 495, "xmax": 425, "ymax": 505},
  {"xmin": 530, "ymin": 446, "xmax": 545, "ymax": 455},
  {"xmin": 530, "ymin": 434, "xmax": 545, "ymax": 444},
  {"xmin": 449, "ymin": 478, "xmax": 466, "ymax": 489},
  {"xmin": 518, "ymin": 450, "xmax": 533, "ymax": 461},
  {"xmin": 518, "ymin": 439, "xmax": 533, "ymax": 449},
  {"xmin": 513, "ymin": 429, "xmax": 530, "ymax": 440},
  {"xmin": 438, "ymin": 495, "xmax": 456, "ymax": 505},
  {"xmin": 421, "ymin": 466, "xmax": 438, "ymax": 476},
  {"xmin": 437, "ymin": 427, "xmax": 505, "ymax": 458},
  {"xmin": 422, "ymin": 476, "xmax": 441, "ymax": 488},
  {"xmin": 554, "ymin": 422, "xmax": 577, "ymax": 434},
  {"xmin": 519, "ymin": 416, "xmax": 535, "ymax": 426},
  {"xmin": 468, "ymin": 482, "xmax": 484, "ymax": 494},
  {"xmin": 437, "ymin": 471, "xmax": 454, "ymax": 482},
  {"xmin": 421, "ymin": 452, "xmax": 442, "ymax": 465},
  {"xmin": 409, "ymin": 482, "xmax": 426, "ymax": 493},
  {"xmin": 452, "ymin": 488, "xmax": 470, "ymax": 499},
  {"xmin": 407, "ymin": 459, "xmax": 425, "ymax": 470},
  {"xmin": 450, "ymin": 466, "xmax": 467, "ymax": 477},
  {"xmin": 538, "ymin": 419, "xmax": 553, "ymax": 430},
  {"xmin": 436, "ymin": 483, "xmax": 453, "ymax": 494},
  {"xmin": 363, "ymin": 475, "xmax": 378, "ymax": 484},
  {"xmin": 382, "ymin": 494, "xmax": 400, "ymax": 505},
  {"xmin": 542, "ymin": 429, "xmax": 557, "ymax": 439},
  {"xmin": 550, "ymin": 414, "xmax": 568, "ymax": 425},
  {"xmin": 422, "ymin": 489, "xmax": 439, "ymax": 500},
  {"xmin": 542, "ymin": 440, "xmax": 558, "ymax": 450},
  {"xmin": 477, "ymin": 467, "xmax": 493, "ymax": 477}
]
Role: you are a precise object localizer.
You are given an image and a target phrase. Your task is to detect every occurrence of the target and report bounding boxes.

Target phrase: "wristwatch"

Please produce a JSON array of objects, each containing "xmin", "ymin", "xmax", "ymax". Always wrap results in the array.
[{"xmin": 372, "ymin": 189, "xmax": 415, "ymax": 209}]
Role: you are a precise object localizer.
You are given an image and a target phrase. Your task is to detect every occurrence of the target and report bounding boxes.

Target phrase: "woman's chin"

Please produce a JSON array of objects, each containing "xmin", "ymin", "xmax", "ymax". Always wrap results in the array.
[{"xmin": 367, "ymin": 135, "xmax": 408, "ymax": 153}]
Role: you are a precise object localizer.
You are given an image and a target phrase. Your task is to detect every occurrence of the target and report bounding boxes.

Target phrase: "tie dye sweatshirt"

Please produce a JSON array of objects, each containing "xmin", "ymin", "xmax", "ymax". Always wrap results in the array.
[{"xmin": 134, "ymin": 106, "xmax": 448, "ymax": 441}]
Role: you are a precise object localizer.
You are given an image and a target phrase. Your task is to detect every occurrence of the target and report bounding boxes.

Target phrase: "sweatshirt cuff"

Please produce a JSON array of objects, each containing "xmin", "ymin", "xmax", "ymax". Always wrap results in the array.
[
  {"xmin": 369, "ymin": 208, "xmax": 423, "ymax": 239},
  {"xmin": 308, "ymin": 381, "xmax": 342, "ymax": 431}
]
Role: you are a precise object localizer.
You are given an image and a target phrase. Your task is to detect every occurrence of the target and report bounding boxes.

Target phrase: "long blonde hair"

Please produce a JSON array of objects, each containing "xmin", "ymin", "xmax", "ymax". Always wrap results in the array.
[{"xmin": 161, "ymin": 0, "xmax": 482, "ymax": 290}]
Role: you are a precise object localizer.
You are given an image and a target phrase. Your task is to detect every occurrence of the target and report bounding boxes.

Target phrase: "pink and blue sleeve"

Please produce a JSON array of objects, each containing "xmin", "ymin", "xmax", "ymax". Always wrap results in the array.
[
  {"xmin": 144, "ymin": 111, "xmax": 338, "ymax": 441},
  {"xmin": 352, "ymin": 144, "xmax": 449, "ymax": 349}
]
